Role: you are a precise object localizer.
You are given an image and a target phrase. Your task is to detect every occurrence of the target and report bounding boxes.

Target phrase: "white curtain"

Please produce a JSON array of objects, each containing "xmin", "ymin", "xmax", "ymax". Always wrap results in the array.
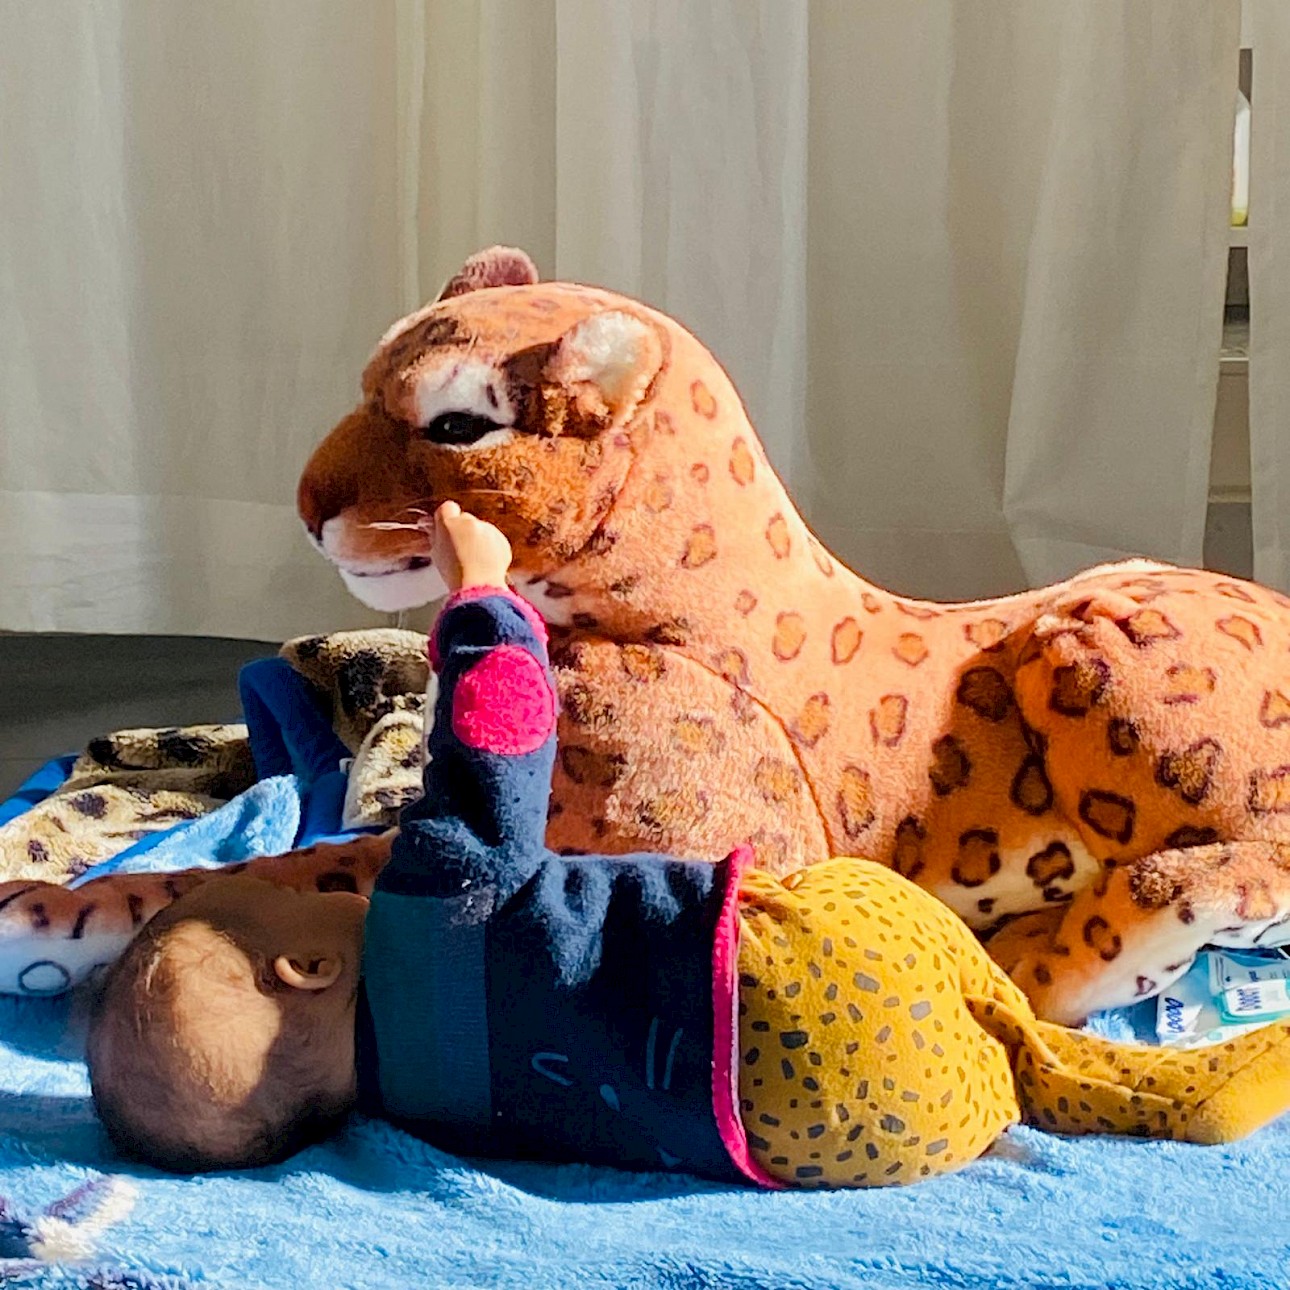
[
  {"xmin": 1249, "ymin": 1, "xmax": 1290, "ymax": 591},
  {"xmin": 0, "ymin": 0, "xmax": 1240, "ymax": 641}
]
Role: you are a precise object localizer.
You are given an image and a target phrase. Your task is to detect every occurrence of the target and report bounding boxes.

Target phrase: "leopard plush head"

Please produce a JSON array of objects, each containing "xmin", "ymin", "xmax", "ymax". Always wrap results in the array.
[{"xmin": 298, "ymin": 247, "xmax": 679, "ymax": 613}]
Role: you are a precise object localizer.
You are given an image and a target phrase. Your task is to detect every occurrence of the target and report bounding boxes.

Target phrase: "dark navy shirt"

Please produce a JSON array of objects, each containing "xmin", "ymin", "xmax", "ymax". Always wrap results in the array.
[{"xmin": 356, "ymin": 588, "xmax": 769, "ymax": 1185}]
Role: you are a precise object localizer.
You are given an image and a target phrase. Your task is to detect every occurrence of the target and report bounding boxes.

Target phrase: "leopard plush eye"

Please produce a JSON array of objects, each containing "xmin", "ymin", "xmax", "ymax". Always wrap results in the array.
[{"xmin": 422, "ymin": 411, "xmax": 501, "ymax": 446}]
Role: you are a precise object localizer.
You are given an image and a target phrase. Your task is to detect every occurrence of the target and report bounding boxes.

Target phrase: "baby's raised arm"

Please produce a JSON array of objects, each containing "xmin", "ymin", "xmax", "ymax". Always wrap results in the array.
[{"xmin": 372, "ymin": 504, "xmax": 558, "ymax": 892}]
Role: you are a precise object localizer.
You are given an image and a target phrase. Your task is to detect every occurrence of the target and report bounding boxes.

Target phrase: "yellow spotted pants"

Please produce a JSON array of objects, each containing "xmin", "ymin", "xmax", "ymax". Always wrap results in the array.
[{"xmin": 736, "ymin": 859, "xmax": 1290, "ymax": 1188}]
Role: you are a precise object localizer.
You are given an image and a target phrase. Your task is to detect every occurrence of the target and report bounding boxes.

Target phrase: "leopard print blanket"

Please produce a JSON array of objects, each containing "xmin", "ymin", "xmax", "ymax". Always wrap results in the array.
[{"xmin": 0, "ymin": 629, "xmax": 429, "ymax": 888}]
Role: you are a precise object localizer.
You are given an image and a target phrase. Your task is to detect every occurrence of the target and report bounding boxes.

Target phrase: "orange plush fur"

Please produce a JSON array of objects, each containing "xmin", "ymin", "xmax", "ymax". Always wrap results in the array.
[{"xmin": 5, "ymin": 247, "xmax": 1290, "ymax": 1025}]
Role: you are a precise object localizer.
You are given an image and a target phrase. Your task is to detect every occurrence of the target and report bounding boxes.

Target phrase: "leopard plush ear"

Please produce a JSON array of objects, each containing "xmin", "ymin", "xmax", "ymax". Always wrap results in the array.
[
  {"xmin": 544, "ymin": 310, "xmax": 665, "ymax": 431},
  {"xmin": 436, "ymin": 246, "xmax": 540, "ymax": 301}
]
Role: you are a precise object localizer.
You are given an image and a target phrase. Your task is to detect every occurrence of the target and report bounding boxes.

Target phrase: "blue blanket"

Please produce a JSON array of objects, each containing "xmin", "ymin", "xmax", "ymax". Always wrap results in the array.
[{"xmin": 1, "ymin": 658, "xmax": 1287, "ymax": 1288}]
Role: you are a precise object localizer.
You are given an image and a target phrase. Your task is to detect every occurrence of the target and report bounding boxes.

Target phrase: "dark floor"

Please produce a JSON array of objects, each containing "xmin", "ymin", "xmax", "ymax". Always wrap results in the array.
[{"xmin": 0, "ymin": 634, "xmax": 276, "ymax": 800}]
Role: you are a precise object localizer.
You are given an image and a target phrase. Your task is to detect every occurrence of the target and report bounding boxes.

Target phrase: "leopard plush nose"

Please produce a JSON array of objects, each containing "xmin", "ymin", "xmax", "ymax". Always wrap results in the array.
[{"xmin": 296, "ymin": 474, "xmax": 333, "ymax": 542}]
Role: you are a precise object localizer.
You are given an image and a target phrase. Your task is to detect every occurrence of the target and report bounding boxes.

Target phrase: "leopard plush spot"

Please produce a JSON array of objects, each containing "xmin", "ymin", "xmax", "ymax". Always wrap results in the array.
[
  {"xmin": 1163, "ymin": 664, "xmax": 1216, "ymax": 705},
  {"xmin": 1079, "ymin": 790, "xmax": 1136, "ymax": 844},
  {"xmin": 755, "ymin": 758, "xmax": 803, "ymax": 805},
  {"xmin": 838, "ymin": 767, "xmax": 876, "ymax": 839},
  {"xmin": 562, "ymin": 683, "xmax": 613, "ymax": 731},
  {"xmin": 681, "ymin": 524, "xmax": 718, "ymax": 569},
  {"xmin": 637, "ymin": 787, "xmax": 709, "ymax": 836},
  {"xmin": 894, "ymin": 634, "xmax": 929, "ymax": 668},
  {"xmin": 952, "ymin": 830, "xmax": 1001, "ymax": 888},
  {"xmin": 861, "ymin": 593, "xmax": 883, "ymax": 614},
  {"xmin": 717, "ymin": 648, "xmax": 751, "ymax": 685},
  {"xmin": 1049, "ymin": 659, "xmax": 1111, "ymax": 717},
  {"xmin": 773, "ymin": 614, "xmax": 807, "ymax": 662},
  {"xmin": 1082, "ymin": 915, "xmax": 1123, "ymax": 962},
  {"xmin": 1155, "ymin": 739, "xmax": 1222, "ymax": 806},
  {"xmin": 893, "ymin": 816, "xmax": 926, "ymax": 880},
  {"xmin": 956, "ymin": 667, "xmax": 1014, "ymax": 722},
  {"xmin": 832, "ymin": 618, "xmax": 862, "ymax": 665},
  {"xmin": 1249, "ymin": 766, "xmax": 1290, "ymax": 815},
  {"xmin": 896, "ymin": 602, "xmax": 939, "ymax": 621},
  {"xmin": 1164, "ymin": 825, "xmax": 1220, "ymax": 849},
  {"xmin": 317, "ymin": 871, "xmax": 359, "ymax": 894},
  {"xmin": 1026, "ymin": 843, "xmax": 1075, "ymax": 887},
  {"xmin": 1259, "ymin": 690, "xmax": 1290, "ymax": 729},
  {"xmin": 766, "ymin": 514, "xmax": 792, "ymax": 560},
  {"xmin": 1117, "ymin": 609, "xmax": 1181, "ymax": 646},
  {"xmin": 621, "ymin": 644, "xmax": 666, "ymax": 683},
  {"xmin": 730, "ymin": 438, "xmax": 756, "ymax": 485},
  {"xmin": 965, "ymin": 619, "xmax": 1009, "ymax": 652},
  {"xmin": 929, "ymin": 736, "xmax": 971, "ymax": 796},
  {"xmin": 643, "ymin": 477, "xmax": 674, "ymax": 513},
  {"xmin": 1107, "ymin": 718, "xmax": 1140, "ymax": 757},
  {"xmin": 735, "ymin": 590, "xmax": 758, "ymax": 616},
  {"xmin": 1010, "ymin": 756, "xmax": 1054, "ymax": 816},
  {"xmin": 793, "ymin": 694, "xmax": 832, "ymax": 748},
  {"xmin": 673, "ymin": 715, "xmax": 723, "ymax": 755},
  {"xmin": 1217, "ymin": 616, "xmax": 1263, "ymax": 651},
  {"xmin": 691, "ymin": 379, "xmax": 718, "ymax": 418},
  {"xmin": 870, "ymin": 695, "xmax": 908, "ymax": 747}
]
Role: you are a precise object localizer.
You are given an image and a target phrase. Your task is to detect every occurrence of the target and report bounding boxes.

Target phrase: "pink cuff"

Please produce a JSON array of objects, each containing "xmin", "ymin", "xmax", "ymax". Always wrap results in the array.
[
  {"xmin": 711, "ymin": 842, "xmax": 783, "ymax": 1189},
  {"xmin": 428, "ymin": 585, "xmax": 550, "ymax": 671}
]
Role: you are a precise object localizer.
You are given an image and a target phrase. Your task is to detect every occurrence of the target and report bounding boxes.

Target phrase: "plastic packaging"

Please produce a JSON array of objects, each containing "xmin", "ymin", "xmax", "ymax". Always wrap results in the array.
[{"xmin": 1155, "ymin": 949, "xmax": 1290, "ymax": 1048}]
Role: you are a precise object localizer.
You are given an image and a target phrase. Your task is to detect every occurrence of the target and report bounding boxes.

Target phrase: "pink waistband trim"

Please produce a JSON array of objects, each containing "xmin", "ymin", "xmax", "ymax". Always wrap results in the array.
[{"xmin": 711, "ymin": 843, "xmax": 782, "ymax": 1189}]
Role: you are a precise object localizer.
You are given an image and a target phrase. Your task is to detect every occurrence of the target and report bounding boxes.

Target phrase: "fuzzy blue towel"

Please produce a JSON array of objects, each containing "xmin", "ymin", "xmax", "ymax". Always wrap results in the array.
[{"xmin": 0, "ymin": 988, "xmax": 1287, "ymax": 1289}]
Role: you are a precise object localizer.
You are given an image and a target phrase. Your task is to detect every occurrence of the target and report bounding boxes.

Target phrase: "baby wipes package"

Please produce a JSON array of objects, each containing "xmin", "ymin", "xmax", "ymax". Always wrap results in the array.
[{"xmin": 1156, "ymin": 949, "xmax": 1290, "ymax": 1048}]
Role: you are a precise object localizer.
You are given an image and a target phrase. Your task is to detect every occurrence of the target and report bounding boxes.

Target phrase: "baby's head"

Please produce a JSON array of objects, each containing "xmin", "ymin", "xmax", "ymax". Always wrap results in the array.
[{"xmin": 86, "ymin": 875, "xmax": 368, "ymax": 1172}]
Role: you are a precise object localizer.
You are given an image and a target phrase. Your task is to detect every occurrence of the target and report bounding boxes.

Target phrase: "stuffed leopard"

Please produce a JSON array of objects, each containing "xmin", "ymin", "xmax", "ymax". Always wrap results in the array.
[{"xmin": 5, "ymin": 246, "xmax": 1290, "ymax": 1027}]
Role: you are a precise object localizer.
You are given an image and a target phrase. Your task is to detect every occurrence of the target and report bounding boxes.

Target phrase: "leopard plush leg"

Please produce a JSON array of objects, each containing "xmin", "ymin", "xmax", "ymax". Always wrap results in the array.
[
  {"xmin": 986, "ymin": 841, "xmax": 1290, "ymax": 1024},
  {"xmin": 546, "ymin": 637, "xmax": 830, "ymax": 873},
  {"xmin": 966, "ymin": 995, "xmax": 1290, "ymax": 1145},
  {"xmin": 0, "ymin": 833, "xmax": 393, "ymax": 996},
  {"xmin": 1007, "ymin": 589, "xmax": 1290, "ymax": 1022}
]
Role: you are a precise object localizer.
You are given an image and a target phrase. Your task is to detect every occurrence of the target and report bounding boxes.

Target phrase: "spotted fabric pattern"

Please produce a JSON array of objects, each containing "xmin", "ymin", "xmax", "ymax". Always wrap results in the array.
[
  {"xmin": 734, "ymin": 858, "xmax": 1290, "ymax": 1188},
  {"xmin": 736, "ymin": 860, "xmax": 1020, "ymax": 1187}
]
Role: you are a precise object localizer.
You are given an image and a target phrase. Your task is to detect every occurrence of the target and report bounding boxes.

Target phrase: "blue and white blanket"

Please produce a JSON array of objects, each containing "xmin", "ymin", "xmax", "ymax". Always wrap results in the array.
[{"xmin": 0, "ymin": 657, "xmax": 1286, "ymax": 1288}]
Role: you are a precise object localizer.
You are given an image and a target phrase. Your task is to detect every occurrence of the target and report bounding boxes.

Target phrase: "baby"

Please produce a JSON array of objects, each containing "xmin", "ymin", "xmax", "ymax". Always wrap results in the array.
[{"xmin": 86, "ymin": 505, "xmax": 1290, "ymax": 1185}]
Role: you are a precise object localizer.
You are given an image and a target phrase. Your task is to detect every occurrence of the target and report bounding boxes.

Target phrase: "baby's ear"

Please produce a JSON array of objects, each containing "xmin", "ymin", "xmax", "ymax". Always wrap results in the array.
[
  {"xmin": 544, "ymin": 311, "xmax": 665, "ymax": 432},
  {"xmin": 436, "ymin": 246, "xmax": 540, "ymax": 301},
  {"xmin": 274, "ymin": 954, "xmax": 343, "ymax": 992}
]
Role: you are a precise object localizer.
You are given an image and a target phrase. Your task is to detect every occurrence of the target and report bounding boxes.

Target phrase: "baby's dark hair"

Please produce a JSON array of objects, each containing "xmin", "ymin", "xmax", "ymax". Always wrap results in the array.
[{"xmin": 87, "ymin": 913, "xmax": 352, "ymax": 1172}]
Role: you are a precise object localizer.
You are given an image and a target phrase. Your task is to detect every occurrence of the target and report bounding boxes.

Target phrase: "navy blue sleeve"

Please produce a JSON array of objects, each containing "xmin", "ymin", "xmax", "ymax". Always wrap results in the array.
[{"xmin": 376, "ymin": 587, "xmax": 557, "ymax": 899}]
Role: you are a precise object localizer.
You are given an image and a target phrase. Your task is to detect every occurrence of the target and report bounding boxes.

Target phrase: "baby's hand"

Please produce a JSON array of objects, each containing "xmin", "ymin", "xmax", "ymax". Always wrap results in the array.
[{"xmin": 431, "ymin": 502, "xmax": 513, "ymax": 593}]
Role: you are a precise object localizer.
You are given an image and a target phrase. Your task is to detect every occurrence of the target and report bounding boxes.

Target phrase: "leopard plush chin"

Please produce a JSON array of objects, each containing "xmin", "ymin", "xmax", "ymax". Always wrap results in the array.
[
  {"xmin": 335, "ymin": 560, "xmax": 447, "ymax": 613},
  {"xmin": 7, "ymin": 245, "xmax": 1290, "ymax": 1029}
]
